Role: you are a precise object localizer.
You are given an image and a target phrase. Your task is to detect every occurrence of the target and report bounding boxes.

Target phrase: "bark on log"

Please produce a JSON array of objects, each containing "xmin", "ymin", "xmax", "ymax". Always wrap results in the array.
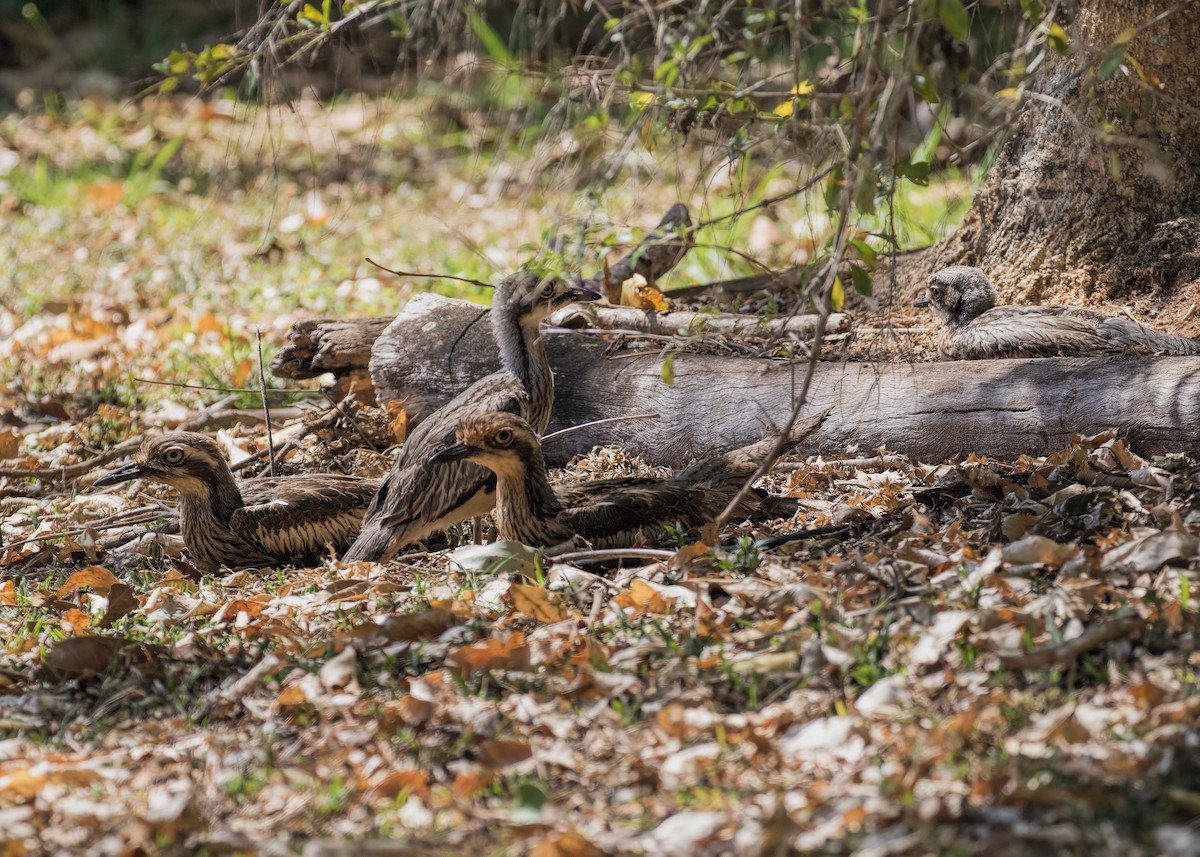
[
  {"xmin": 271, "ymin": 317, "xmax": 392, "ymax": 380},
  {"xmin": 368, "ymin": 295, "xmax": 1200, "ymax": 467},
  {"xmin": 550, "ymin": 305, "xmax": 850, "ymax": 340},
  {"xmin": 271, "ymin": 303, "xmax": 847, "ymax": 381}
]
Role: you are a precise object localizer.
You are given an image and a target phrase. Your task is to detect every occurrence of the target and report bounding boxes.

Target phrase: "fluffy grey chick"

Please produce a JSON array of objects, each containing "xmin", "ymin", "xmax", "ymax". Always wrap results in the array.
[{"xmin": 915, "ymin": 265, "xmax": 1200, "ymax": 359}]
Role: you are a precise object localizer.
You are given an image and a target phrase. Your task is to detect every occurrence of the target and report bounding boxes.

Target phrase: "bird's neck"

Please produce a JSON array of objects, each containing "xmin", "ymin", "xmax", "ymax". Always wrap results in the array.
[
  {"xmin": 493, "ymin": 309, "xmax": 554, "ymax": 432},
  {"xmin": 492, "ymin": 447, "xmax": 568, "ymax": 544},
  {"xmin": 177, "ymin": 470, "xmax": 245, "ymax": 531}
]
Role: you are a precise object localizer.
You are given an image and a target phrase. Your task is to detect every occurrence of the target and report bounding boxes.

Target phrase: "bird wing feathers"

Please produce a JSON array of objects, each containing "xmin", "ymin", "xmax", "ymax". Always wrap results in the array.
[
  {"xmin": 232, "ymin": 475, "xmax": 381, "ymax": 558},
  {"xmin": 346, "ymin": 373, "xmax": 530, "ymax": 559},
  {"xmin": 555, "ymin": 478, "xmax": 714, "ymax": 546},
  {"xmin": 946, "ymin": 306, "xmax": 1200, "ymax": 359},
  {"xmin": 945, "ymin": 307, "xmax": 1116, "ymax": 358}
]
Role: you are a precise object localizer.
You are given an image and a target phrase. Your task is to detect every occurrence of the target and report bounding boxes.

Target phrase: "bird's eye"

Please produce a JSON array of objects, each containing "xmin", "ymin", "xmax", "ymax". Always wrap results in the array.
[
  {"xmin": 931, "ymin": 288, "xmax": 942, "ymax": 301},
  {"xmin": 494, "ymin": 429, "xmax": 514, "ymax": 446},
  {"xmin": 162, "ymin": 448, "xmax": 185, "ymax": 465},
  {"xmin": 539, "ymin": 281, "xmax": 556, "ymax": 298}
]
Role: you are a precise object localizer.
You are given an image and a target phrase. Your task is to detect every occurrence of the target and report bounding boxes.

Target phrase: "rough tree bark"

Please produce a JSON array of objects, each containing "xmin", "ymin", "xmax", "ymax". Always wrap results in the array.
[
  {"xmin": 906, "ymin": 0, "xmax": 1200, "ymax": 333},
  {"xmin": 361, "ymin": 295, "xmax": 1200, "ymax": 467}
]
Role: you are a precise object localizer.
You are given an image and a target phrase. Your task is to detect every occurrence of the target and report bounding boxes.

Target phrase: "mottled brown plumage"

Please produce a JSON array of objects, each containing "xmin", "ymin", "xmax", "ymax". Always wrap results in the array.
[
  {"xmin": 94, "ymin": 432, "xmax": 380, "ymax": 572},
  {"xmin": 344, "ymin": 271, "xmax": 599, "ymax": 562},
  {"xmin": 915, "ymin": 266, "xmax": 1200, "ymax": 359},
  {"xmin": 429, "ymin": 412, "xmax": 822, "ymax": 549}
]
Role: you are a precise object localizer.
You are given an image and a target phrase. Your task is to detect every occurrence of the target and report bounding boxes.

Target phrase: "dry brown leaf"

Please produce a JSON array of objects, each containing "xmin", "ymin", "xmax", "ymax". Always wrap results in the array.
[
  {"xmin": 612, "ymin": 579, "xmax": 675, "ymax": 615},
  {"xmin": 369, "ymin": 770, "xmax": 429, "ymax": 802},
  {"xmin": 0, "ymin": 429, "xmax": 19, "ymax": 460},
  {"xmin": 55, "ymin": 566, "xmax": 119, "ymax": 598},
  {"xmin": 509, "ymin": 584, "xmax": 567, "ymax": 623},
  {"xmin": 97, "ymin": 584, "xmax": 139, "ymax": 629},
  {"xmin": 62, "ymin": 608, "xmax": 90, "ymax": 636},
  {"xmin": 452, "ymin": 769, "xmax": 495, "ymax": 799},
  {"xmin": 530, "ymin": 831, "xmax": 604, "ymax": 857},
  {"xmin": 194, "ymin": 314, "xmax": 224, "ymax": 337},
  {"xmin": 85, "ymin": 178, "xmax": 124, "ymax": 209},
  {"xmin": 342, "ymin": 608, "xmax": 462, "ymax": 646},
  {"xmin": 40, "ymin": 636, "xmax": 155, "ymax": 679},
  {"xmin": 0, "ymin": 581, "xmax": 17, "ymax": 607},
  {"xmin": 446, "ymin": 633, "xmax": 531, "ymax": 676},
  {"xmin": 619, "ymin": 273, "xmax": 669, "ymax": 310},
  {"xmin": 476, "ymin": 739, "xmax": 533, "ymax": 768},
  {"xmin": 272, "ymin": 685, "xmax": 307, "ymax": 711},
  {"xmin": 385, "ymin": 400, "xmax": 409, "ymax": 444}
]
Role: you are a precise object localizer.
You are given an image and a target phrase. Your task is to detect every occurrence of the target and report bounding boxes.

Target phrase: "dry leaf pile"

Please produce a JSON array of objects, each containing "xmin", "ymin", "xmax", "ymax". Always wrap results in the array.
[
  {"xmin": 0, "ymin": 97, "xmax": 1195, "ymax": 856},
  {"xmin": 1, "ymin": 412, "xmax": 1198, "ymax": 855}
]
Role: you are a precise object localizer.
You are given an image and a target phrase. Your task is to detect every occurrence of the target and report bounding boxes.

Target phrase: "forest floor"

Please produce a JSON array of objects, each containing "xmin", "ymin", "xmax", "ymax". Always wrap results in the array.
[{"xmin": 1, "ymin": 94, "xmax": 1198, "ymax": 857}]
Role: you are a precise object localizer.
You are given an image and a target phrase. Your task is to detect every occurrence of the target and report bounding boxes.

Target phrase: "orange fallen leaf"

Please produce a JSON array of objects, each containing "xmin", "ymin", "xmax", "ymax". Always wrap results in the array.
[
  {"xmin": 509, "ymin": 584, "xmax": 566, "ymax": 623},
  {"xmin": 612, "ymin": 579, "xmax": 674, "ymax": 615},
  {"xmin": 0, "ymin": 581, "xmax": 17, "ymax": 606},
  {"xmin": 530, "ymin": 830, "xmax": 605, "ymax": 857},
  {"xmin": 56, "ymin": 566, "xmax": 120, "ymax": 598},
  {"xmin": 477, "ymin": 739, "xmax": 533, "ymax": 769},
  {"xmin": 85, "ymin": 178, "xmax": 125, "ymax": 209},
  {"xmin": 194, "ymin": 314, "xmax": 224, "ymax": 337},
  {"xmin": 0, "ymin": 429, "xmax": 19, "ymax": 460},
  {"xmin": 385, "ymin": 400, "xmax": 409, "ymax": 444},
  {"xmin": 275, "ymin": 684, "xmax": 307, "ymax": 708},
  {"xmin": 369, "ymin": 769, "xmax": 429, "ymax": 802},
  {"xmin": 620, "ymin": 273, "xmax": 669, "ymax": 310},
  {"xmin": 63, "ymin": 608, "xmax": 91, "ymax": 636},
  {"xmin": 452, "ymin": 769, "xmax": 495, "ymax": 799},
  {"xmin": 446, "ymin": 633, "xmax": 531, "ymax": 676}
]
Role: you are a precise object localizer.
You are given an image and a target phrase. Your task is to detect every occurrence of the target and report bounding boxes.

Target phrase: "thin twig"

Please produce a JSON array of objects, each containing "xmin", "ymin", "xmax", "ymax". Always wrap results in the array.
[
  {"xmin": 365, "ymin": 257, "xmax": 494, "ymax": 289},
  {"xmin": 550, "ymin": 548, "xmax": 676, "ymax": 564},
  {"xmin": 539, "ymin": 413, "xmax": 661, "ymax": 443},
  {"xmin": 257, "ymin": 329, "xmax": 277, "ymax": 478}
]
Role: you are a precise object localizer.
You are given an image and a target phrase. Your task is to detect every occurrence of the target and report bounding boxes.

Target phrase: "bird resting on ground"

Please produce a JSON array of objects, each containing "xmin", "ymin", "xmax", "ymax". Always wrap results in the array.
[
  {"xmin": 94, "ymin": 432, "xmax": 380, "ymax": 572},
  {"xmin": 344, "ymin": 270, "xmax": 600, "ymax": 562},
  {"xmin": 915, "ymin": 265, "xmax": 1200, "ymax": 359},
  {"xmin": 429, "ymin": 411, "xmax": 825, "ymax": 549}
]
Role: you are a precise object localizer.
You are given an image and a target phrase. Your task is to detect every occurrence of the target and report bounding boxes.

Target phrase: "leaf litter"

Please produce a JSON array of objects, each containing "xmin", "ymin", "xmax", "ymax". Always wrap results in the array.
[{"xmin": 0, "ymin": 100, "xmax": 1197, "ymax": 855}]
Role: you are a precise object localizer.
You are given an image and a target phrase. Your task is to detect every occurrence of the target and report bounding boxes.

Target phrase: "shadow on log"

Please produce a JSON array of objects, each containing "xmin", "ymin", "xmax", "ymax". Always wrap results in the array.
[{"xmin": 363, "ymin": 295, "xmax": 1200, "ymax": 467}]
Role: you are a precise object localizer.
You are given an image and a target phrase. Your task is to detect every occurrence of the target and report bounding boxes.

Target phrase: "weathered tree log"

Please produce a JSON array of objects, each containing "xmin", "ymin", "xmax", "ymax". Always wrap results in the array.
[
  {"xmin": 550, "ymin": 304, "xmax": 850, "ymax": 340},
  {"xmin": 367, "ymin": 295, "xmax": 1200, "ymax": 467},
  {"xmin": 271, "ymin": 302, "xmax": 848, "ymax": 381},
  {"xmin": 271, "ymin": 317, "xmax": 392, "ymax": 380}
]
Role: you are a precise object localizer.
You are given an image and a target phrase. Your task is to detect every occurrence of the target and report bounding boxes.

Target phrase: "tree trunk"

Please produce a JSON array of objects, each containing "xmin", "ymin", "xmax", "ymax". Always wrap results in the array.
[
  {"xmin": 366, "ymin": 296, "xmax": 1200, "ymax": 467},
  {"xmin": 904, "ymin": 0, "xmax": 1200, "ymax": 334}
]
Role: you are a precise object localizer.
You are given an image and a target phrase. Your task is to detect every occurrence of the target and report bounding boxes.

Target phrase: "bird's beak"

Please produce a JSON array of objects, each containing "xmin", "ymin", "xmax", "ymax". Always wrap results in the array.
[
  {"xmin": 913, "ymin": 293, "xmax": 931, "ymax": 308},
  {"xmin": 568, "ymin": 279, "xmax": 601, "ymax": 303},
  {"xmin": 429, "ymin": 441, "xmax": 478, "ymax": 467},
  {"xmin": 94, "ymin": 461, "xmax": 144, "ymax": 487}
]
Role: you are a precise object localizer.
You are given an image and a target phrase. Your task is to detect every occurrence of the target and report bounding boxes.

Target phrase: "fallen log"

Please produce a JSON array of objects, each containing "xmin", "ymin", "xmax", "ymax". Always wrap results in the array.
[
  {"xmin": 365, "ymin": 295, "xmax": 1200, "ymax": 467},
  {"xmin": 270, "ymin": 302, "xmax": 846, "ymax": 382},
  {"xmin": 271, "ymin": 317, "xmax": 392, "ymax": 380},
  {"xmin": 553, "ymin": 304, "xmax": 849, "ymax": 340},
  {"xmin": 272, "ymin": 202, "xmax": 695, "ymax": 382}
]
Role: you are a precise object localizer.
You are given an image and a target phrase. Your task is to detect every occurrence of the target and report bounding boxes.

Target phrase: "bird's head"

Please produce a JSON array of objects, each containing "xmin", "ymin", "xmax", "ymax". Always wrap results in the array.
[
  {"xmin": 428, "ymin": 412, "xmax": 540, "ymax": 479},
  {"xmin": 493, "ymin": 269, "xmax": 600, "ymax": 328},
  {"xmin": 914, "ymin": 266, "xmax": 998, "ymax": 325},
  {"xmin": 94, "ymin": 432, "xmax": 233, "ymax": 498}
]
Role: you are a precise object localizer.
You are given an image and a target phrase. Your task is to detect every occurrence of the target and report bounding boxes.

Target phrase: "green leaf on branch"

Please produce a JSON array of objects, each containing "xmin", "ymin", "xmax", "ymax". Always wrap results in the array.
[
  {"xmin": 849, "ymin": 264, "xmax": 873, "ymax": 297},
  {"xmin": 938, "ymin": 0, "xmax": 971, "ymax": 42}
]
